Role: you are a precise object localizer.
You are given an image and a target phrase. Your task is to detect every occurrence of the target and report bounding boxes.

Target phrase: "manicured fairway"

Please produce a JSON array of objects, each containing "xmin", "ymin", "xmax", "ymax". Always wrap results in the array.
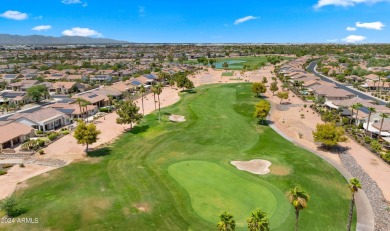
[
  {"xmin": 215, "ymin": 56, "xmax": 290, "ymax": 70},
  {"xmin": 1, "ymin": 84, "xmax": 354, "ymax": 231}
]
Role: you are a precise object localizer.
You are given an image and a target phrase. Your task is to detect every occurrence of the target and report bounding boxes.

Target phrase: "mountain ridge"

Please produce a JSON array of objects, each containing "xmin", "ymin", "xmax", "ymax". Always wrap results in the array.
[{"xmin": 0, "ymin": 34, "xmax": 129, "ymax": 45}]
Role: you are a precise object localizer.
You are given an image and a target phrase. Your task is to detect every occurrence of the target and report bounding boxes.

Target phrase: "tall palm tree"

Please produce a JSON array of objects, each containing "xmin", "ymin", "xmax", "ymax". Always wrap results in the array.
[
  {"xmin": 365, "ymin": 107, "xmax": 376, "ymax": 137},
  {"xmin": 286, "ymin": 186, "xmax": 310, "ymax": 231},
  {"xmin": 75, "ymin": 98, "xmax": 85, "ymax": 120},
  {"xmin": 347, "ymin": 178, "xmax": 362, "ymax": 231},
  {"xmin": 247, "ymin": 209, "xmax": 270, "ymax": 231},
  {"xmin": 217, "ymin": 212, "xmax": 236, "ymax": 231},
  {"xmin": 139, "ymin": 85, "xmax": 146, "ymax": 116},
  {"xmin": 155, "ymin": 83, "xmax": 163, "ymax": 122},
  {"xmin": 353, "ymin": 103, "xmax": 363, "ymax": 130},
  {"xmin": 151, "ymin": 85, "xmax": 157, "ymax": 110},
  {"xmin": 378, "ymin": 112, "xmax": 389, "ymax": 140},
  {"xmin": 82, "ymin": 100, "xmax": 91, "ymax": 122}
]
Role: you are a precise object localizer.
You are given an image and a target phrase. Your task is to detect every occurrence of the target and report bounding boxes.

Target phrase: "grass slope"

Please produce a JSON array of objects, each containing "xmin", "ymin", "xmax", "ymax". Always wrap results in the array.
[{"xmin": 1, "ymin": 84, "xmax": 354, "ymax": 231}]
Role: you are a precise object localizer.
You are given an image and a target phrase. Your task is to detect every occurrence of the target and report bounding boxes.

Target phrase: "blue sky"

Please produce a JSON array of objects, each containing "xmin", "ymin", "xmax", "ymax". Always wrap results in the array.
[{"xmin": 0, "ymin": 0, "xmax": 389, "ymax": 43}]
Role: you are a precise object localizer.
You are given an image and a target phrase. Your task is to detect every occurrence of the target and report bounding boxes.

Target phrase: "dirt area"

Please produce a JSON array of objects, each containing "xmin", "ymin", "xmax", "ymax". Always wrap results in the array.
[
  {"xmin": 169, "ymin": 114, "xmax": 186, "ymax": 122},
  {"xmin": 231, "ymin": 159, "xmax": 272, "ymax": 175}
]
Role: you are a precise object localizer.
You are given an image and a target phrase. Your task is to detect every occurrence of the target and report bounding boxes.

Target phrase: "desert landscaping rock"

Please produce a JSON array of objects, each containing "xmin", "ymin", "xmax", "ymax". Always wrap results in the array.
[{"xmin": 340, "ymin": 152, "xmax": 390, "ymax": 231}]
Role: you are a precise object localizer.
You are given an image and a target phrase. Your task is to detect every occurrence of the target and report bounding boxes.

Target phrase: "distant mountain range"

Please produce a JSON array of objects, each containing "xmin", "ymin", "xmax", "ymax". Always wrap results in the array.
[{"xmin": 0, "ymin": 34, "xmax": 129, "ymax": 45}]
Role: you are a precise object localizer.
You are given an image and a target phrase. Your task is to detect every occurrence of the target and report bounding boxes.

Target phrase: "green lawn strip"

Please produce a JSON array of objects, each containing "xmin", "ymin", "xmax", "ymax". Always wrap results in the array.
[{"xmin": 1, "ymin": 83, "xmax": 354, "ymax": 231}]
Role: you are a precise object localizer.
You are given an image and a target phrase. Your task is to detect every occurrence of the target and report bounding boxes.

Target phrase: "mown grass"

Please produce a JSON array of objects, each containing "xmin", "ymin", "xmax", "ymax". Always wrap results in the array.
[{"xmin": 1, "ymin": 83, "xmax": 354, "ymax": 231}]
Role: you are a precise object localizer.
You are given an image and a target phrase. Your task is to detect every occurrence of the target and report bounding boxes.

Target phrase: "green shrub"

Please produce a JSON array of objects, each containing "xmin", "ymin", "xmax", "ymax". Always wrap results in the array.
[
  {"xmin": 371, "ymin": 140, "xmax": 382, "ymax": 153},
  {"xmin": 364, "ymin": 137, "xmax": 372, "ymax": 144},
  {"xmin": 36, "ymin": 130, "xmax": 44, "ymax": 135},
  {"xmin": 99, "ymin": 107, "xmax": 110, "ymax": 113},
  {"xmin": 48, "ymin": 132, "xmax": 59, "ymax": 141},
  {"xmin": 38, "ymin": 149, "xmax": 45, "ymax": 155},
  {"xmin": 19, "ymin": 163, "xmax": 25, "ymax": 168},
  {"xmin": 37, "ymin": 139, "xmax": 45, "ymax": 147},
  {"xmin": 342, "ymin": 117, "xmax": 350, "ymax": 125},
  {"xmin": 61, "ymin": 130, "xmax": 70, "ymax": 135},
  {"xmin": 0, "ymin": 169, "xmax": 7, "ymax": 175}
]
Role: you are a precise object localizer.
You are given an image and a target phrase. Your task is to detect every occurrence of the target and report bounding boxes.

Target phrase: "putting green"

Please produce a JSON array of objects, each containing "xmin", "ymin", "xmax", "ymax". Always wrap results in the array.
[{"xmin": 168, "ymin": 160, "xmax": 290, "ymax": 228}]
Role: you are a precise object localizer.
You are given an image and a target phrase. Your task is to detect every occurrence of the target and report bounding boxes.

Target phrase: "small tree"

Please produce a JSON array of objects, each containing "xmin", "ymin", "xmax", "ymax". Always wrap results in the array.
[
  {"xmin": 73, "ymin": 120, "xmax": 101, "ymax": 152},
  {"xmin": 312, "ymin": 123, "xmax": 348, "ymax": 148},
  {"xmin": 0, "ymin": 196, "xmax": 19, "ymax": 217},
  {"xmin": 254, "ymin": 100, "xmax": 271, "ymax": 124},
  {"xmin": 347, "ymin": 178, "xmax": 362, "ymax": 231},
  {"xmin": 116, "ymin": 100, "xmax": 143, "ymax": 129},
  {"xmin": 286, "ymin": 186, "xmax": 310, "ymax": 231},
  {"xmin": 27, "ymin": 85, "xmax": 48, "ymax": 103},
  {"xmin": 276, "ymin": 91, "xmax": 289, "ymax": 104},
  {"xmin": 247, "ymin": 209, "xmax": 270, "ymax": 231},
  {"xmin": 270, "ymin": 82, "xmax": 279, "ymax": 96},
  {"xmin": 262, "ymin": 77, "xmax": 268, "ymax": 84},
  {"xmin": 217, "ymin": 212, "xmax": 236, "ymax": 231},
  {"xmin": 252, "ymin": 82, "xmax": 267, "ymax": 97}
]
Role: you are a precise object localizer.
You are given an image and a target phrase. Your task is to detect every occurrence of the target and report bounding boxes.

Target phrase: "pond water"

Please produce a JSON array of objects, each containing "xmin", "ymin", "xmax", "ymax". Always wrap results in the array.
[{"xmin": 215, "ymin": 60, "xmax": 246, "ymax": 68}]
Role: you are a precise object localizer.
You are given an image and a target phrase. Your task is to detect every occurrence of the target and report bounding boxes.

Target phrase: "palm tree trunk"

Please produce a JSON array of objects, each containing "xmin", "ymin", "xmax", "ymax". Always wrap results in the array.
[
  {"xmin": 347, "ymin": 195, "xmax": 355, "ymax": 231},
  {"xmin": 366, "ymin": 113, "xmax": 371, "ymax": 136},
  {"xmin": 295, "ymin": 209, "xmax": 300, "ymax": 231},
  {"xmin": 378, "ymin": 118, "xmax": 385, "ymax": 140},
  {"xmin": 158, "ymin": 94, "xmax": 161, "ymax": 122},
  {"xmin": 141, "ymin": 94, "xmax": 145, "ymax": 116},
  {"xmin": 153, "ymin": 93, "xmax": 156, "ymax": 110}
]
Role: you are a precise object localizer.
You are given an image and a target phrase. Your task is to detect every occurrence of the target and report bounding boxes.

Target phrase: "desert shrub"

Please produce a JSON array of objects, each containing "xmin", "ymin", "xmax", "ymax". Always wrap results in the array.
[
  {"xmin": 371, "ymin": 140, "xmax": 382, "ymax": 153},
  {"xmin": 38, "ymin": 149, "xmax": 45, "ymax": 155},
  {"xmin": 342, "ymin": 117, "xmax": 350, "ymax": 125},
  {"xmin": 37, "ymin": 139, "xmax": 45, "ymax": 147},
  {"xmin": 21, "ymin": 140, "xmax": 40, "ymax": 150},
  {"xmin": 61, "ymin": 130, "xmax": 70, "ymax": 135},
  {"xmin": 19, "ymin": 163, "xmax": 25, "ymax": 168},
  {"xmin": 0, "ymin": 169, "xmax": 7, "ymax": 175},
  {"xmin": 48, "ymin": 132, "xmax": 59, "ymax": 141},
  {"xmin": 364, "ymin": 137, "xmax": 372, "ymax": 144}
]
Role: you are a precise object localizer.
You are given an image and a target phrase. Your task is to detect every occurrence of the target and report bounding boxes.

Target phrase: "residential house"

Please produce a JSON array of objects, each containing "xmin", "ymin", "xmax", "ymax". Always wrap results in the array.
[
  {"xmin": 0, "ymin": 122, "xmax": 34, "ymax": 152},
  {"xmin": 312, "ymin": 85, "xmax": 355, "ymax": 101},
  {"xmin": 7, "ymin": 107, "xmax": 70, "ymax": 132},
  {"xmin": 2, "ymin": 74, "xmax": 23, "ymax": 83}
]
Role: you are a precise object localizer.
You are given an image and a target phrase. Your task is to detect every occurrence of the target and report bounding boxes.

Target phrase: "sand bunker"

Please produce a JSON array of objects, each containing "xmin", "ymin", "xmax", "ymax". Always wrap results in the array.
[
  {"xmin": 231, "ymin": 159, "xmax": 271, "ymax": 175},
  {"xmin": 169, "ymin": 114, "xmax": 186, "ymax": 122}
]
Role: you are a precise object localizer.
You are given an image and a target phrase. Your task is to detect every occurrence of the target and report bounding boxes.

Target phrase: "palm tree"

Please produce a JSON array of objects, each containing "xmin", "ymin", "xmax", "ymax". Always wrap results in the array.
[
  {"xmin": 151, "ymin": 85, "xmax": 157, "ymax": 110},
  {"xmin": 378, "ymin": 112, "xmax": 389, "ymax": 140},
  {"xmin": 75, "ymin": 98, "xmax": 85, "ymax": 120},
  {"xmin": 353, "ymin": 103, "xmax": 363, "ymax": 130},
  {"xmin": 155, "ymin": 83, "xmax": 163, "ymax": 122},
  {"xmin": 347, "ymin": 178, "xmax": 362, "ymax": 231},
  {"xmin": 217, "ymin": 212, "xmax": 236, "ymax": 231},
  {"xmin": 286, "ymin": 186, "xmax": 310, "ymax": 231},
  {"xmin": 82, "ymin": 100, "xmax": 91, "ymax": 122},
  {"xmin": 107, "ymin": 94, "xmax": 113, "ymax": 109},
  {"xmin": 365, "ymin": 107, "xmax": 376, "ymax": 137},
  {"xmin": 247, "ymin": 209, "xmax": 270, "ymax": 231},
  {"xmin": 139, "ymin": 85, "xmax": 146, "ymax": 116}
]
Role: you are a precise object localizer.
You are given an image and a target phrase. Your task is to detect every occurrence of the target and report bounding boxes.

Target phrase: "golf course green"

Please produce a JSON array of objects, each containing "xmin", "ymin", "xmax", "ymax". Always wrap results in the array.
[{"xmin": 1, "ymin": 83, "xmax": 354, "ymax": 231}]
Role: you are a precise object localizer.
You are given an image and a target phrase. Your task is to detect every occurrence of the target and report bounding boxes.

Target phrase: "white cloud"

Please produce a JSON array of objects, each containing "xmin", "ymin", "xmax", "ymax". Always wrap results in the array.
[
  {"xmin": 346, "ymin": 27, "xmax": 357, "ymax": 31},
  {"xmin": 342, "ymin": 35, "xmax": 367, "ymax": 43},
  {"xmin": 34, "ymin": 16, "xmax": 43, "ymax": 20},
  {"xmin": 315, "ymin": 0, "xmax": 390, "ymax": 9},
  {"xmin": 0, "ymin": 10, "xmax": 28, "ymax": 20},
  {"xmin": 356, "ymin": 21, "xmax": 385, "ymax": 30},
  {"xmin": 234, "ymin": 16, "xmax": 258, "ymax": 25},
  {"xmin": 32, "ymin": 25, "xmax": 52, "ymax": 31},
  {"xmin": 62, "ymin": 27, "xmax": 102, "ymax": 37},
  {"xmin": 82, "ymin": 3, "xmax": 88, "ymax": 7},
  {"xmin": 62, "ymin": 0, "xmax": 82, "ymax": 4}
]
